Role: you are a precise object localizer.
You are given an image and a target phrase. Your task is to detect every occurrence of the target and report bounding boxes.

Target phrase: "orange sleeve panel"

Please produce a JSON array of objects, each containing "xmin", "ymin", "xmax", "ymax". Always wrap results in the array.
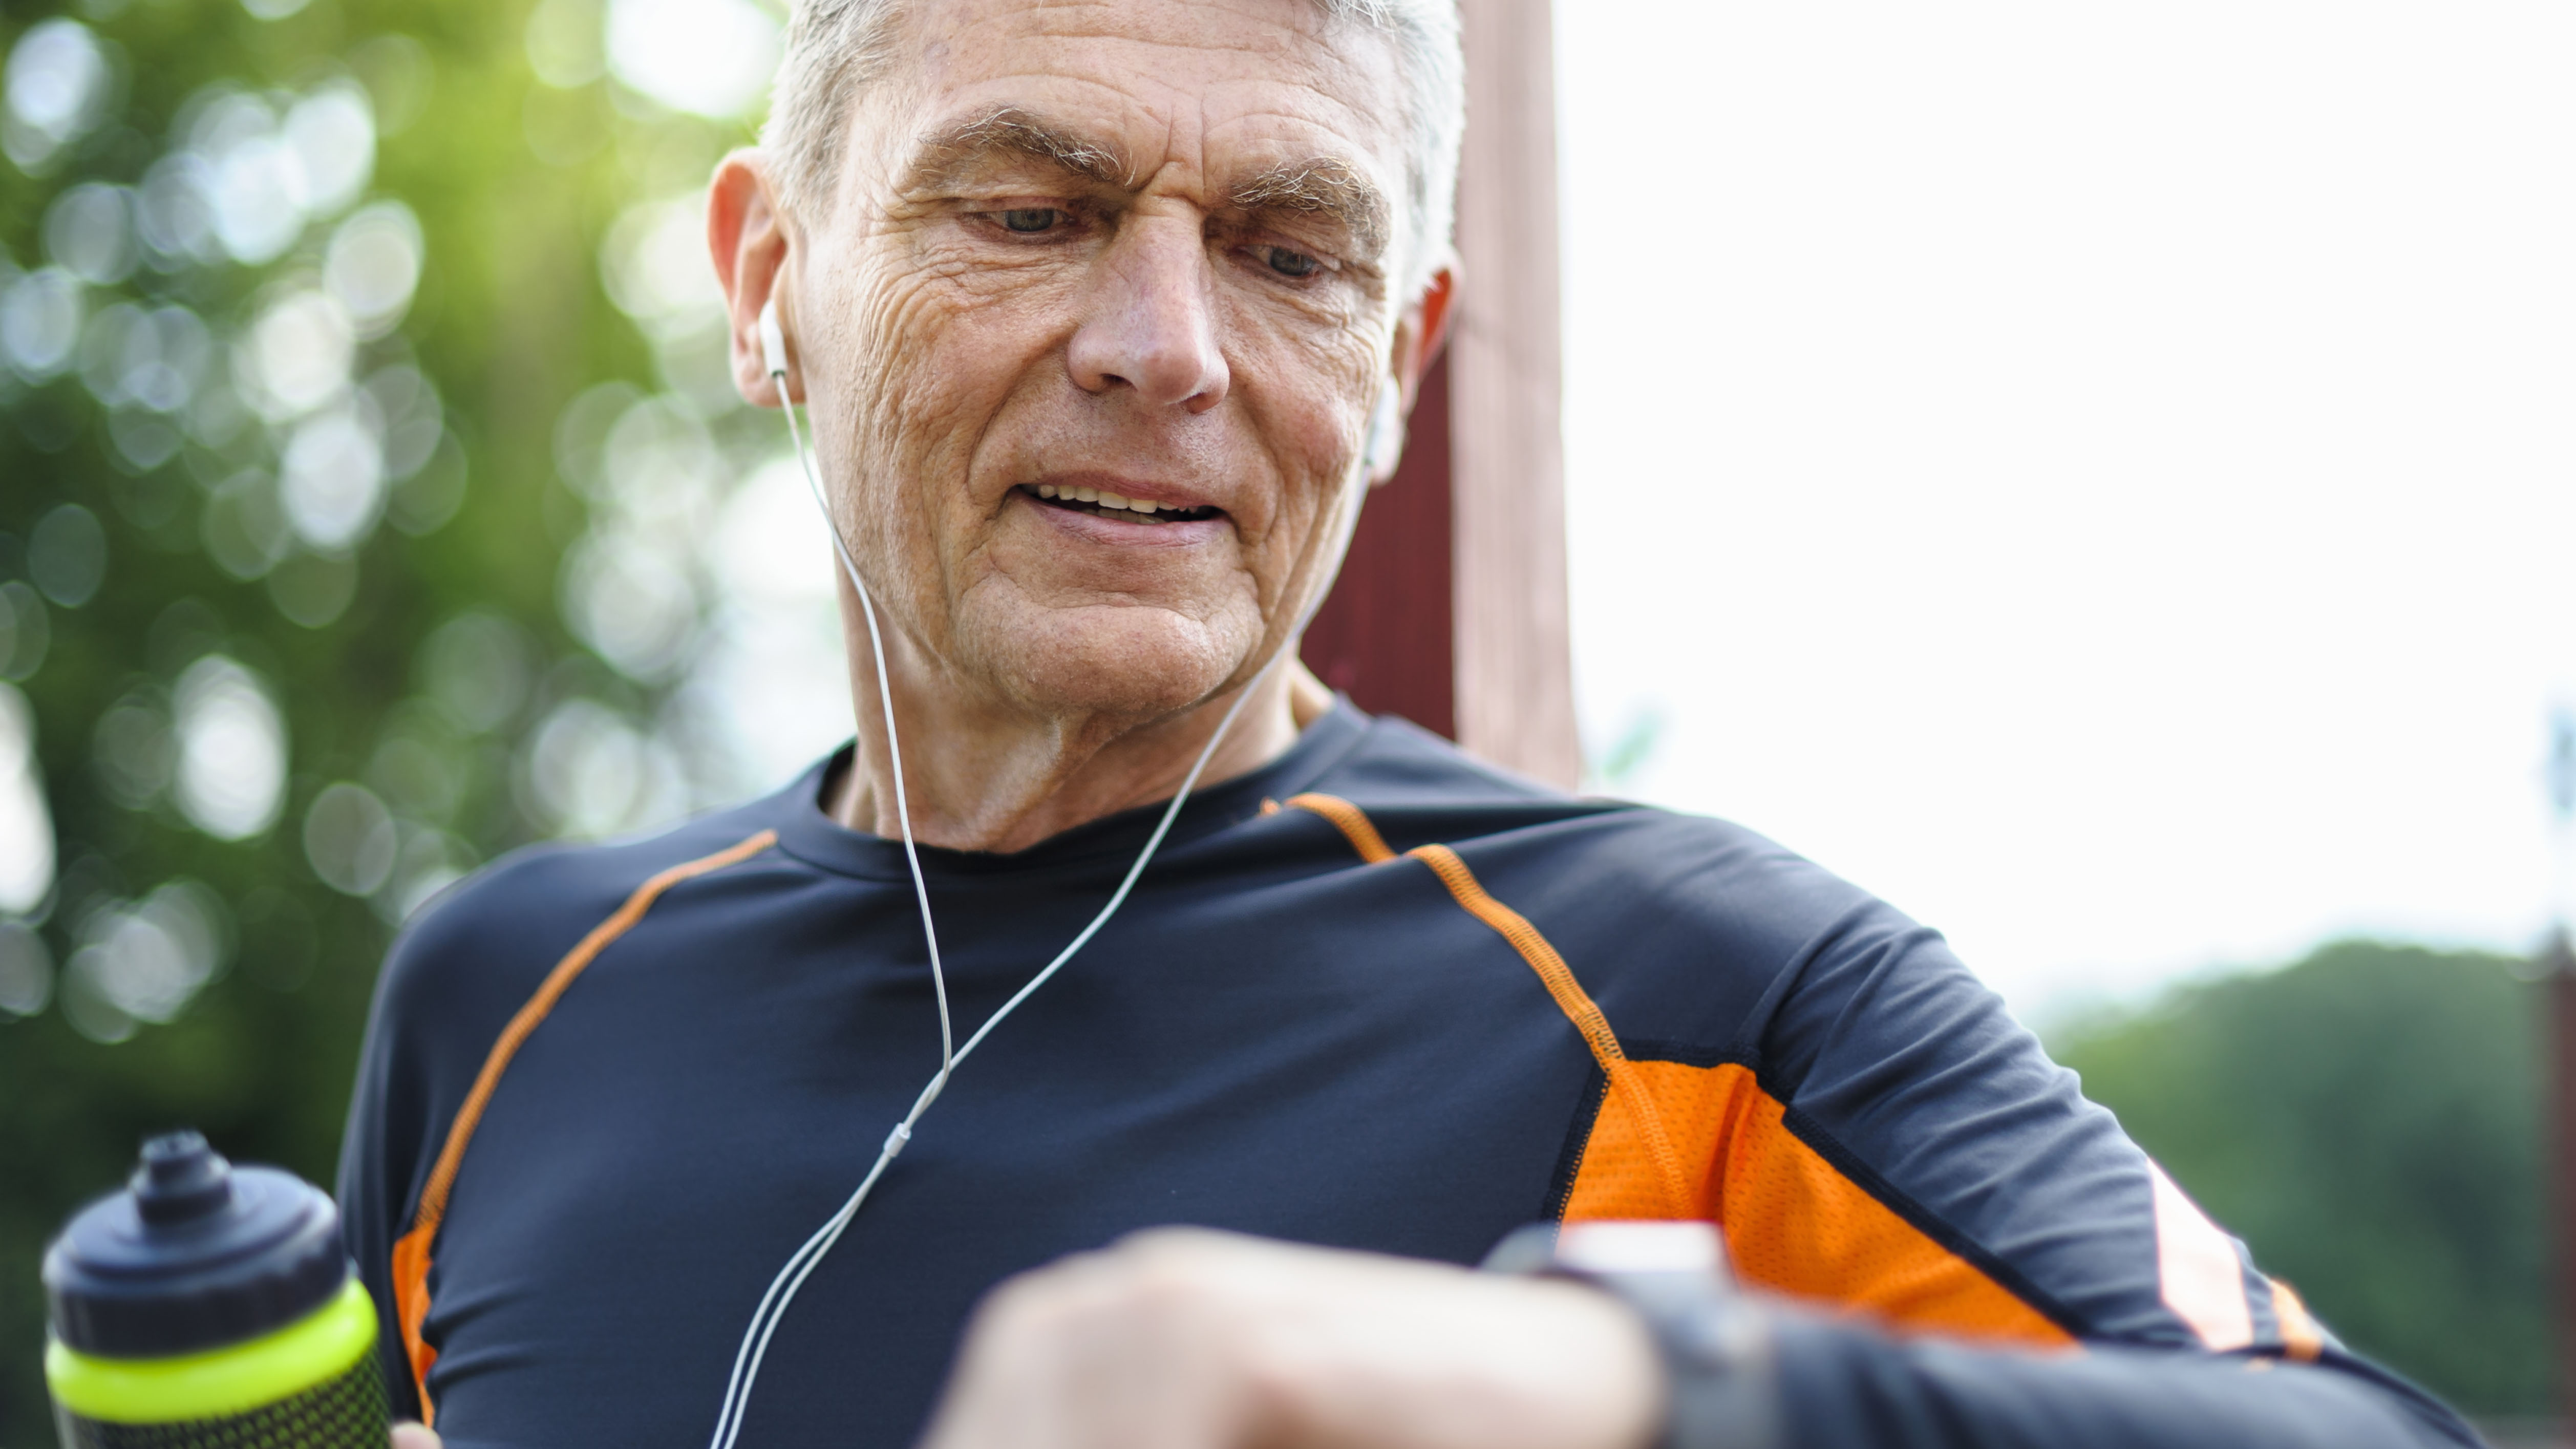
[
  {"xmin": 1287, "ymin": 795, "xmax": 2070, "ymax": 1352},
  {"xmin": 390, "ymin": 1223, "xmax": 439, "ymax": 1426},
  {"xmin": 393, "ymin": 827, "xmax": 778, "ymax": 1425},
  {"xmin": 1567, "ymin": 1057, "xmax": 2071, "ymax": 1348}
]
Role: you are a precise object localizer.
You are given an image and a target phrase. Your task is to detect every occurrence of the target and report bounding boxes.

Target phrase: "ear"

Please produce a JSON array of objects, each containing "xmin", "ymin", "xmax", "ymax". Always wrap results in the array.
[
  {"xmin": 1368, "ymin": 264, "xmax": 1457, "ymax": 486},
  {"xmin": 709, "ymin": 148, "xmax": 798, "ymax": 408},
  {"xmin": 1396, "ymin": 264, "xmax": 1458, "ymax": 402}
]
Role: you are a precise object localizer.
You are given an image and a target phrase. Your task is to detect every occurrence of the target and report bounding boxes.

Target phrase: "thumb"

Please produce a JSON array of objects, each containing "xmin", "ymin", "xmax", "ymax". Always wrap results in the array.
[{"xmin": 392, "ymin": 1422, "xmax": 442, "ymax": 1449}]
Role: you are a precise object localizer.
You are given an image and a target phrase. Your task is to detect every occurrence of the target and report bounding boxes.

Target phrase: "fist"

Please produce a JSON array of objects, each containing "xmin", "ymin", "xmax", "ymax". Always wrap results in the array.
[{"xmin": 916, "ymin": 1228, "xmax": 1663, "ymax": 1449}]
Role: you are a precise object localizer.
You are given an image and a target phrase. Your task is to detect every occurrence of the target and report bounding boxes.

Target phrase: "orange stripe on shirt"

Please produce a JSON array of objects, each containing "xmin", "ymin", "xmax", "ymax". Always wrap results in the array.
[
  {"xmin": 1286, "ymin": 792, "xmax": 1397, "ymax": 863},
  {"xmin": 2267, "ymin": 1276, "xmax": 2325, "ymax": 1362},
  {"xmin": 1287, "ymin": 795, "xmax": 2069, "ymax": 1350},
  {"xmin": 1402, "ymin": 841, "xmax": 1696, "ymax": 1218},
  {"xmin": 391, "ymin": 828, "xmax": 777, "ymax": 1425}
]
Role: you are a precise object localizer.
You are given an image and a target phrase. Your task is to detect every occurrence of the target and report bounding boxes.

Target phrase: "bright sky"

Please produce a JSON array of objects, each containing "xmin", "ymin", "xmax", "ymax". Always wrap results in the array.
[
  {"xmin": 1554, "ymin": 2, "xmax": 2576, "ymax": 1019},
  {"xmin": 582, "ymin": 0, "xmax": 2576, "ymax": 1021}
]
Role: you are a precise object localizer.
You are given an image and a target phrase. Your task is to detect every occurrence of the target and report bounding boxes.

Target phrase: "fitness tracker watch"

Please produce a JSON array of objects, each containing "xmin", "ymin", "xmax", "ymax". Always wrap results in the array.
[{"xmin": 1484, "ymin": 1221, "xmax": 1780, "ymax": 1449}]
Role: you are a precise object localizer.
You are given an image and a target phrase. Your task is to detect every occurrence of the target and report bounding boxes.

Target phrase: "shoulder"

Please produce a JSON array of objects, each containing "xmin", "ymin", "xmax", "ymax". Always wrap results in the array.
[
  {"xmin": 1324, "ymin": 715, "xmax": 1888, "ymax": 946},
  {"xmin": 1309, "ymin": 717, "xmax": 1911, "ymax": 1046},
  {"xmin": 370, "ymin": 794, "xmax": 793, "ymax": 1076}
]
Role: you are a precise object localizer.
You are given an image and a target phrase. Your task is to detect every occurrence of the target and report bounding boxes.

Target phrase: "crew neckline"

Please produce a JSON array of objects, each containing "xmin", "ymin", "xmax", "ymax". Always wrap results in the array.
[{"xmin": 767, "ymin": 699, "xmax": 1373, "ymax": 882}]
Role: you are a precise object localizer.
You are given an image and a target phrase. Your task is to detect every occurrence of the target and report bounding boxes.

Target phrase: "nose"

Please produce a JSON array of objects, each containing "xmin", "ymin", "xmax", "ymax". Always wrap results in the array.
[{"xmin": 1066, "ymin": 217, "xmax": 1229, "ymax": 413}]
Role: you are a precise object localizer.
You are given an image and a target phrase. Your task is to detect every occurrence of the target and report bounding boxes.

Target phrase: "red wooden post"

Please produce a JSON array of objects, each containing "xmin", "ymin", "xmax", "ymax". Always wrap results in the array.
[
  {"xmin": 1300, "ymin": 0, "xmax": 1579, "ymax": 787},
  {"xmin": 1302, "ymin": 354, "xmax": 1457, "ymax": 738}
]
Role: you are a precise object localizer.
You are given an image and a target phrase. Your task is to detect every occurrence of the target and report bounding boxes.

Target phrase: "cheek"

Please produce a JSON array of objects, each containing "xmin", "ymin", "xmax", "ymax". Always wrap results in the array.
[
  {"xmin": 1230, "ymin": 312, "xmax": 1385, "ymax": 531},
  {"xmin": 814, "ymin": 247, "xmax": 1072, "ymax": 479}
]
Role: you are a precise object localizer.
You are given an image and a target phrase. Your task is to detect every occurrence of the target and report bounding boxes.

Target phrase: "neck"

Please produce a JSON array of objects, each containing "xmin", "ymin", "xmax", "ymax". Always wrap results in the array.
[{"xmin": 826, "ymin": 620, "xmax": 1336, "ymax": 856}]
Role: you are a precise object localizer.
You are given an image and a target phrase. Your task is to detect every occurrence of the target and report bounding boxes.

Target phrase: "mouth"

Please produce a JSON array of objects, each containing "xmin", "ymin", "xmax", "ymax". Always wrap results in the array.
[{"xmin": 1017, "ymin": 483, "xmax": 1223, "ymax": 526}]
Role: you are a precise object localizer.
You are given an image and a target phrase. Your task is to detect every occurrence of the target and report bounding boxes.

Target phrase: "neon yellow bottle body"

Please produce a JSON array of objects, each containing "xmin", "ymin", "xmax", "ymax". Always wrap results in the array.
[
  {"xmin": 43, "ymin": 1134, "xmax": 388, "ymax": 1449},
  {"xmin": 46, "ymin": 1278, "xmax": 387, "ymax": 1447}
]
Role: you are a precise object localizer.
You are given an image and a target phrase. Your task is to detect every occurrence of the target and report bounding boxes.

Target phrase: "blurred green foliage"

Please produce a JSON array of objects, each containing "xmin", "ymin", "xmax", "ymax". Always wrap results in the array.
[
  {"xmin": 0, "ymin": 0, "xmax": 777, "ymax": 1439},
  {"xmin": 2052, "ymin": 940, "xmax": 2552, "ymax": 1416}
]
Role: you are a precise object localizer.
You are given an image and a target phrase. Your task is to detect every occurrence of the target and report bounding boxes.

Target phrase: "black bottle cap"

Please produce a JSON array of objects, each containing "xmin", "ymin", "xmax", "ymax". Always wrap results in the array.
[{"xmin": 43, "ymin": 1131, "xmax": 351, "ymax": 1359}]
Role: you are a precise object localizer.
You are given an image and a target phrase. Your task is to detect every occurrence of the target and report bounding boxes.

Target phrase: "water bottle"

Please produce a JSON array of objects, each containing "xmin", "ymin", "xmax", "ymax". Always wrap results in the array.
[{"xmin": 42, "ymin": 1131, "xmax": 388, "ymax": 1448}]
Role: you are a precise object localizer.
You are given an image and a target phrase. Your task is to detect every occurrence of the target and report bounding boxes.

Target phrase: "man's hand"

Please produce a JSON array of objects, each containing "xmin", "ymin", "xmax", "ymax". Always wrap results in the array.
[
  {"xmin": 917, "ymin": 1228, "xmax": 1664, "ymax": 1449},
  {"xmin": 391, "ymin": 1422, "xmax": 439, "ymax": 1449}
]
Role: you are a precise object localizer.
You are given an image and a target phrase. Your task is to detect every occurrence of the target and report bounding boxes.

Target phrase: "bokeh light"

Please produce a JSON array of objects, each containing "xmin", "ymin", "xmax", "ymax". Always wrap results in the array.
[
  {"xmin": 281, "ymin": 84, "xmax": 375, "ymax": 218},
  {"xmin": 521, "ymin": 696, "xmax": 689, "ymax": 839},
  {"xmin": 280, "ymin": 404, "xmax": 386, "ymax": 551},
  {"xmin": 171, "ymin": 655, "xmax": 287, "ymax": 841},
  {"xmin": 695, "ymin": 456, "xmax": 854, "ymax": 785},
  {"xmin": 2, "ymin": 267, "xmax": 84, "ymax": 380},
  {"xmin": 58, "ymin": 881, "xmax": 232, "ymax": 1045},
  {"xmin": 325, "ymin": 203, "xmax": 424, "ymax": 337},
  {"xmin": 242, "ymin": 289, "xmax": 356, "ymax": 422},
  {"xmin": 0, "ymin": 684, "xmax": 55, "ymax": 914},
  {"xmin": 91, "ymin": 683, "xmax": 175, "ymax": 814},
  {"xmin": 266, "ymin": 551, "xmax": 358, "ymax": 629},
  {"xmin": 44, "ymin": 183, "xmax": 136, "ymax": 286},
  {"xmin": 0, "ymin": 584, "xmax": 48, "ymax": 681},
  {"xmin": 304, "ymin": 782, "xmax": 398, "ymax": 899},
  {"xmin": 0, "ymin": 920, "xmax": 53, "ymax": 1018},
  {"xmin": 600, "ymin": 194, "xmax": 723, "ymax": 334},
  {"xmin": 28, "ymin": 504, "xmax": 105, "ymax": 609},
  {"xmin": 3, "ymin": 19, "xmax": 112, "ymax": 175},
  {"xmin": 526, "ymin": 0, "xmax": 608, "ymax": 91},
  {"xmin": 419, "ymin": 611, "xmax": 538, "ymax": 735},
  {"xmin": 199, "ymin": 470, "xmax": 294, "ymax": 581},
  {"xmin": 605, "ymin": 0, "xmax": 779, "ymax": 119}
]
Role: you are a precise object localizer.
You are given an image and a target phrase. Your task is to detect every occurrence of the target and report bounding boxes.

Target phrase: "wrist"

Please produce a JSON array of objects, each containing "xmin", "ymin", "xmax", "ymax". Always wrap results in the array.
[{"xmin": 1485, "ymin": 1222, "xmax": 1780, "ymax": 1449}]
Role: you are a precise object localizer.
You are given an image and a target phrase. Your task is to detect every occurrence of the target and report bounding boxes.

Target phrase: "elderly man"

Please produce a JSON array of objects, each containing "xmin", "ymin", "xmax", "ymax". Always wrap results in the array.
[{"xmin": 342, "ymin": 2, "xmax": 2480, "ymax": 1447}]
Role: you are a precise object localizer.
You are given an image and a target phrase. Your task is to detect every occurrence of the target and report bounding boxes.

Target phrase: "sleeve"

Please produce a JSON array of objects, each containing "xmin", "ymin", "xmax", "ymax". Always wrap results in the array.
[
  {"xmin": 1759, "ymin": 1312, "xmax": 2478, "ymax": 1449},
  {"xmin": 333, "ymin": 856, "xmax": 569, "ymax": 1429},
  {"xmin": 336, "ymin": 921, "xmax": 436, "ymax": 1426},
  {"xmin": 1711, "ymin": 897, "xmax": 2485, "ymax": 1449}
]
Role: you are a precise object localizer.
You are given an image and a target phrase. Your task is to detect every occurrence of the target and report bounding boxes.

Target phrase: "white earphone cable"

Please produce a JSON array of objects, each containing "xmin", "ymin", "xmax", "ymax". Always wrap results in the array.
[{"xmin": 709, "ymin": 310, "xmax": 1301, "ymax": 1449}]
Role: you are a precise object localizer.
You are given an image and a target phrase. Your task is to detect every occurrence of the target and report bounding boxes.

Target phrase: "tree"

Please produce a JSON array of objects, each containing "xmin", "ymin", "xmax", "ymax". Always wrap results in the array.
[
  {"xmin": 0, "ymin": 1, "xmax": 811, "ymax": 1439},
  {"xmin": 2050, "ymin": 940, "xmax": 2551, "ymax": 1416}
]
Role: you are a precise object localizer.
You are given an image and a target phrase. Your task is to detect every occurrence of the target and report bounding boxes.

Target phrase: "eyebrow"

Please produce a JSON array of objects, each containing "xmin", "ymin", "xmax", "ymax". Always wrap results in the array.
[
  {"xmin": 908, "ymin": 108, "xmax": 1133, "ymax": 192},
  {"xmin": 905, "ymin": 106, "xmax": 1391, "ymax": 263},
  {"xmin": 1231, "ymin": 157, "xmax": 1390, "ymax": 262}
]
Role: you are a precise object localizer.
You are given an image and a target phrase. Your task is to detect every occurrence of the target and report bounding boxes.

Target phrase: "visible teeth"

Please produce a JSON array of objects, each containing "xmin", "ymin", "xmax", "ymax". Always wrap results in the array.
[{"xmin": 1029, "ymin": 482, "xmax": 1193, "ymax": 517}]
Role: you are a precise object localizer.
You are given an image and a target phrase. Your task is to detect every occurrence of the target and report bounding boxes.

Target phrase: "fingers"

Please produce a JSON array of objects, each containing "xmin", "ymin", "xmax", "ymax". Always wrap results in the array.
[{"xmin": 391, "ymin": 1421, "xmax": 441, "ymax": 1449}]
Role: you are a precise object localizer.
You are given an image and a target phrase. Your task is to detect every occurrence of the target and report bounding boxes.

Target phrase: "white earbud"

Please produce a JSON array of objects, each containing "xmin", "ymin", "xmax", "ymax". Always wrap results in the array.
[
  {"xmin": 758, "ymin": 296, "xmax": 790, "ymax": 381},
  {"xmin": 1364, "ymin": 376, "xmax": 1406, "ymax": 480}
]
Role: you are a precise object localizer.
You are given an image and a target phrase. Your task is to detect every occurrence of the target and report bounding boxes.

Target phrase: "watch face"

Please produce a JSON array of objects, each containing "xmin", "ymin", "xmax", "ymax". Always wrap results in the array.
[{"xmin": 1557, "ymin": 1220, "xmax": 1730, "ymax": 1278}]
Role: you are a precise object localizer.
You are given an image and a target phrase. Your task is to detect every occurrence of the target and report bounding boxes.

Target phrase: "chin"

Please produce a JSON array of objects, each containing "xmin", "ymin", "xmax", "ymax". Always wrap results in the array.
[{"xmin": 961, "ymin": 599, "xmax": 1265, "ymax": 721}]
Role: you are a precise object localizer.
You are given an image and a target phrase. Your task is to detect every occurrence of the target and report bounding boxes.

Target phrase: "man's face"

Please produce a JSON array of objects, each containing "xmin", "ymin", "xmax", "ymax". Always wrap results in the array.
[{"xmin": 788, "ymin": 0, "xmax": 1418, "ymax": 723}]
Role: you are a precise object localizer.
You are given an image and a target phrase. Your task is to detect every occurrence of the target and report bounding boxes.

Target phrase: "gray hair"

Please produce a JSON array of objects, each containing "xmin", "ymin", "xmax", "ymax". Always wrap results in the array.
[{"xmin": 760, "ymin": 0, "xmax": 1464, "ymax": 294}]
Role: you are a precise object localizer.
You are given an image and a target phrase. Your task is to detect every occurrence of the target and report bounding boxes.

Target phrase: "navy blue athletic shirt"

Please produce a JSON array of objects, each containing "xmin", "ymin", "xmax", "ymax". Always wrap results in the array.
[{"xmin": 339, "ymin": 702, "xmax": 2478, "ymax": 1448}]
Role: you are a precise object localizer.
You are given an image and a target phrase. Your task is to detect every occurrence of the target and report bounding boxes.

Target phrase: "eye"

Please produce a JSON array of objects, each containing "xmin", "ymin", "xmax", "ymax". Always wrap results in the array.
[
  {"xmin": 1258, "ymin": 245, "xmax": 1323, "ymax": 279},
  {"xmin": 998, "ymin": 207, "xmax": 1062, "ymax": 234}
]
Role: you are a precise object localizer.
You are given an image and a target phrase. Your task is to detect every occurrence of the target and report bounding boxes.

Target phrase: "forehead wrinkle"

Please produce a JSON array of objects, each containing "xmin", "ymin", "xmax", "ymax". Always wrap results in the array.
[{"xmin": 1229, "ymin": 156, "xmax": 1388, "ymax": 259}]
